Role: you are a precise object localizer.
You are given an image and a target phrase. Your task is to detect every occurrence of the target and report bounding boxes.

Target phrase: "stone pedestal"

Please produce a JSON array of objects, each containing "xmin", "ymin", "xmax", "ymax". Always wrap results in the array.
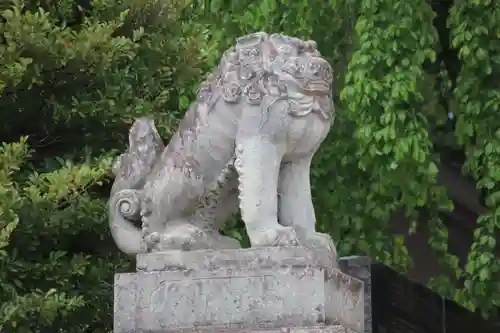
[
  {"xmin": 339, "ymin": 257, "xmax": 371, "ymax": 333},
  {"xmin": 114, "ymin": 248, "xmax": 367, "ymax": 333}
]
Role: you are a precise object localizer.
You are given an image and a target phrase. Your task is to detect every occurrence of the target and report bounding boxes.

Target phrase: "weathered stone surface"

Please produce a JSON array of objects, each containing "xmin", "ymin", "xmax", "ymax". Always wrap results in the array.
[
  {"xmin": 113, "ymin": 248, "xmax": 364, "ymax": 333},
  {"xmin": 338, "ymin": 256, "xmax": 371, "ymax": 333},
  {"xmin": 325, "ymin": 269, "xmax": 364, "ymax": 333},
  {"xmin": 135, "ymin": 269, "xmax": 324, "ymax": 330},
  {"xmin": 129, "ymin": 325, "xmax": 356, "ymax": 333},
  {"xmin": 108, "ymin": 32, "xmax": 337, "ymax": 257},
  {"xmin": 136, "ymin": 246, "xmax": 336, "ymax": 273},
  {"xmin": 114, "ymin": 273, "xmax": 138, "ymax": 333}
]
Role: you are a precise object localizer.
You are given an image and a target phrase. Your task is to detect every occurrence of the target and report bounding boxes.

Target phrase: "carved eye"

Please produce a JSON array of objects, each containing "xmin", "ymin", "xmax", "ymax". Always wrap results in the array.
[
  {"xmin": 251, "ymin": 48, "xmax": 259, "ymax": 57},
  {"xmin": 310, "ymin": 63, "xmax": 319, "ymax": 74},
  {"xmin": 323, "ymin": 66, "xmax": 333, "ymax": 79},
  {"xmin": 279, "ymin": 45, "xmax": 292, "ymax": 54}
]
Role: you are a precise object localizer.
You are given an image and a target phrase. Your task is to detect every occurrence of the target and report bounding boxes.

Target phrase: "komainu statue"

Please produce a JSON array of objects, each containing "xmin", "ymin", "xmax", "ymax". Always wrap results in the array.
[{"xmin": 109, "ymin": 32, "xmax": 337, "ymax": 258}]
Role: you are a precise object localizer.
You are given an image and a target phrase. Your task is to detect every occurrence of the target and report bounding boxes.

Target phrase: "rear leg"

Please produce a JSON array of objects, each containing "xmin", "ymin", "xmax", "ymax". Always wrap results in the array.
[
  {"xmin": 151, "ymin": 159, "xmax": 242, "ymax": 251},
  {"xmin": 191, "ymin": 159, "xmax": 241, "ymax": 249}
]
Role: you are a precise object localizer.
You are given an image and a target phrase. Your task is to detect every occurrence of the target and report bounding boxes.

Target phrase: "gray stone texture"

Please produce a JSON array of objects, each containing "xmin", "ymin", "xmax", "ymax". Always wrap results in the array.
[
  {"xmin": 108, "ymin": 32, "xmax": 337, "ymax": 257},
  {"xmin": 114, "ymin": 273, "xmax": 137, "ymax": 333},
  {"xmin": 114, "ymin": 248, "xmax": 364, "ymax": 333},
  {"xmin": 115, "ymin": 325, "xmax": 356, "ymax": 333},
  {"xmin": 135, "ymin": 247, "xmax": 336, "ymax": 273},
  {"xmin": 338, "ymin": 257, "xmax": 371, "ymax": 333}
]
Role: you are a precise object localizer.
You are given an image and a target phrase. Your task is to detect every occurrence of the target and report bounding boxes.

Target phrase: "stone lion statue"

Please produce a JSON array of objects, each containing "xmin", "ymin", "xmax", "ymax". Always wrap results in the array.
[{"xmin": 108, "ymin": 32, "xmax": 337, "ymax": 259}]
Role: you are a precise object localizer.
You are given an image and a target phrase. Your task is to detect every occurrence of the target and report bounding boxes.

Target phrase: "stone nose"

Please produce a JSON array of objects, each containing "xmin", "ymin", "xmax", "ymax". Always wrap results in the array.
[{"xmin": 310, "ymin": 65, "xmax": 320, "ymax": 75}]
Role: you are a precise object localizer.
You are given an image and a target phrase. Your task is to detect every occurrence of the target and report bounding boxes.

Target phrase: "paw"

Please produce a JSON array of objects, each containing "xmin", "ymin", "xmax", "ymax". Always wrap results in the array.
[
  {"xmin": 249, "ymin": 225, "xmax": 300, "ymax": 247},
  {"xmin": 153, "ymin": 224, "xmax": 242, "ymax": 252},
  {"xmin": 273, "ymin": 226, "xmax": 300, "ymax": 247},
  {"xmin": 301, "ymin": 232, "xmax": 338, "ymax": 263},
  {"xmin": 157, "ymin": 224, "xmax": 205, "ymax": 251},
  {"xmin": 206, "ymin": 232, "xmax": 242, "ymax": 250}
]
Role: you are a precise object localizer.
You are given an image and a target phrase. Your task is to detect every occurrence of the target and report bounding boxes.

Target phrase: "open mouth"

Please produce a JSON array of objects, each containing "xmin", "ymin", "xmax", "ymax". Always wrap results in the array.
[{"xmin": 300, "ymin": 80, "xmax": 330, "ymax": 93}]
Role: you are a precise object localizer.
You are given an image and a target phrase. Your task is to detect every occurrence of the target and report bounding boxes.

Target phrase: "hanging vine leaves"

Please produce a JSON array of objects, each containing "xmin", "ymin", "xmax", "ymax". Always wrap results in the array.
[
  {"xmin": 341, "ymin": 0, "xmax": 456, "ymax": 273},
  {"xmin": 449, "ymin": 0, "xmax": 500, "ymax": 314}
]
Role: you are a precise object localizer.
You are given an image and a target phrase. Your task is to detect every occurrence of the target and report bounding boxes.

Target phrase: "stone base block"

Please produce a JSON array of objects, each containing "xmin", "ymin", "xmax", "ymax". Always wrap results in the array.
[
  {"xmin": 339, "ymin": 257, "xmax": 371, "ymax": 333},
  {"xmin": 114, "ymin": 248, "xmax": 364, "ymax": 333},
  {"xmin": 115, "ymin": 325, "xmax": 356, "ymax": 333}
]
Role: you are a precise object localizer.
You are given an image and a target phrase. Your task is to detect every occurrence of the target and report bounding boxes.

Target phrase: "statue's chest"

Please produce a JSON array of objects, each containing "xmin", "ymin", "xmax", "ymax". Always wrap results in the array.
[{"xmin": 284, "ymin": 112, "xmax": 331, "ymax": 161}]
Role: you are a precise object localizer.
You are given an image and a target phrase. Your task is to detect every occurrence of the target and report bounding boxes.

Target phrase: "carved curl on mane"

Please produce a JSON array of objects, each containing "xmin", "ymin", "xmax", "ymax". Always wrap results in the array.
[{"xmin": 196, "ymin": 32, "xmax": 334, "ymax": 108}]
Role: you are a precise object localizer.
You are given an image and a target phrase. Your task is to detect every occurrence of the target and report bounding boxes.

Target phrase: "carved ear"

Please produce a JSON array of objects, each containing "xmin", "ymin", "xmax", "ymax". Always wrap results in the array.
[
  {"xmin": 236, "ymin": 32, "xmax": 267, "ymax": 48},
  {"xmin": 128, "ymin": 118, "xmax": 163, "ymax": 150},
  {"xmin": 127, "ymin": 118, "xmax": 164, "ymax": 160},
  {"xmin": 111, "ymin": 118, "xmax": 165, "ymax": 191}
]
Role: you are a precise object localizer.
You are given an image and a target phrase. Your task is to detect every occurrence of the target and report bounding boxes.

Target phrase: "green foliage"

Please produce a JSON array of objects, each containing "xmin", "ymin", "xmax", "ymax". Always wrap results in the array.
[
  {"xmin": 449, "ymin": 0, "xmax": 500, "ymax": 314},
  {"xmin": 341, "ymin": 0, "xmax": 457, "ymax": 272},
  {"xmin": 0, "ymin": 0, "xmax": 210, "ymax": 331},
  {"xmin": 0, "ymin": 139, "xmax": 113, "ymax": 332},
  {"xmin": 1, "ymin": 0, "xmax": 499, "ymax": 331}
]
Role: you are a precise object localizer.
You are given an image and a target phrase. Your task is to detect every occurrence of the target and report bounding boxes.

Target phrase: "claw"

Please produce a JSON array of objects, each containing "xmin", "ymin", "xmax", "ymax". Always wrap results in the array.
[
  {"xmin": 272, "ymin": 227, "xmax": 300, "ymax": 247},
  {"xmin": 249, "ymin": 225, "xmax": 301, "ymax": 248},
  {"xmin": 152, "ymin": 224, "xmax": 242, "ymax": 252}
]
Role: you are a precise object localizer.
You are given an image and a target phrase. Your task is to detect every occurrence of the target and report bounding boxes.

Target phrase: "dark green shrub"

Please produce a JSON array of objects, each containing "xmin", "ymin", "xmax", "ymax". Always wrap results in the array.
[{"xmin": 0, "ymin": 0, "xmax": 210, "ymax": 331}]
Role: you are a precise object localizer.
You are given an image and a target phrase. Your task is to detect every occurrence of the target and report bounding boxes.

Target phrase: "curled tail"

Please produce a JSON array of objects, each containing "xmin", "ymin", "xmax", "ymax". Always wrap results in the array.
[
  {"xmin": 109, "ymin": 189, "xmax": 144, "ymax": 256},
  {"xmin": 108, "ymin": 118, "xmax": 164, "ymax": 256}
]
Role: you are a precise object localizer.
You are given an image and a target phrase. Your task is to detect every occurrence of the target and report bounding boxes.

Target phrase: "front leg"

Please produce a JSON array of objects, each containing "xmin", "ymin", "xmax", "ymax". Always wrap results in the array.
[
  {"xmin": 278, "ymin": 157, "xmax": 338, "ymax": 261},
  {"xmin": 235, "ymin": 136, "xmax": 299, "ymax": 247}
]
